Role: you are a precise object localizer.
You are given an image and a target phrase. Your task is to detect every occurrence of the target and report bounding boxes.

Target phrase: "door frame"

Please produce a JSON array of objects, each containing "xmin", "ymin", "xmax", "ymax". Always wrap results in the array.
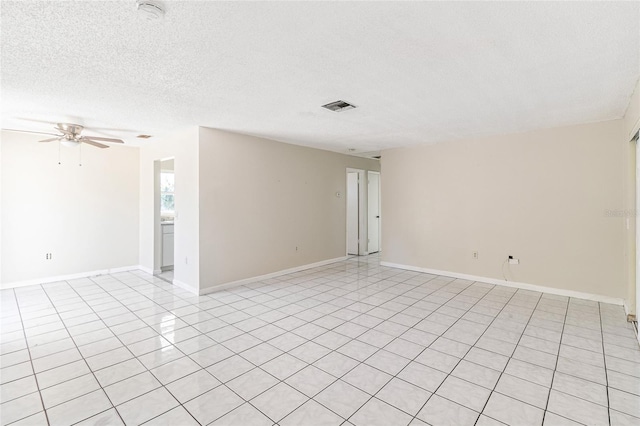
[
  {"xmin": 634, "ymin": 130, "xmax": 640, "ymax": 336},
  {"xmin": 153, "ymin": 157, "xmax": 175, "ymax": 275}
]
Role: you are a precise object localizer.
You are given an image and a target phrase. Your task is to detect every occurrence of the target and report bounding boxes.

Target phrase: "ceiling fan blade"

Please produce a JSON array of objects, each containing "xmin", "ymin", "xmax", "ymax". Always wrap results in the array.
[
  {"xmin": 39, "ymin": 137, "xmax": 61, "ymax": 143},
  {"xmin": 89, "ymin": 126, "xmax": 138, "ymax": 133},
  {"xmin": 83, "ymin": 135, "xmax": 124, "ymax": 143},
  {"xmin": 3, "ymin": 128, "xmax": 59, "ymax": 136},
  {"xmin": 81, "ymin": 139, "xmax": 109, "ymax": 149},
  {"xmin": 15, "ymin": 117, "xmax": 56, "ymax": 125}
]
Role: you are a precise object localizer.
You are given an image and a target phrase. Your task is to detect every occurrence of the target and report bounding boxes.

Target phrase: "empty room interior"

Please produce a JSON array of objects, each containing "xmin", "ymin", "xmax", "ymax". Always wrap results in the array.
[{"xmin": 2, "ymin": 1, "xmax": 640, "ymax": 426}]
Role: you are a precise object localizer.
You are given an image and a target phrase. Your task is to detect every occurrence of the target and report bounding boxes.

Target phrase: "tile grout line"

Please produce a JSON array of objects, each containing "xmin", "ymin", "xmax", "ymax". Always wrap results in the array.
[
  {"xmin": 467, "ymin": 291, "xmax": 543, "ymax": 425},
  {"xmin": 598, "ymin": 302, "xmax": 612, "ymax": 426},
  {"xmin": 94, "ymin": 259, "xmax": 383, "ymax": 425},
  {"xmin": 333, "ymin": 278, "xmax": 484, "ymax": 425},
  {"xmin": 35, "ymin": 280, "xmax": 130, "ymax": 426},
  {"xmin": 408, "ymin": 283, "xmax": 525, "ymax": 426},
  {"xmin": 8, "ymin": 285, "xmax": 52, "ymax": 426},
  {"xmin": 16, "ymin": 275, "xmax": 203, "ymax": 424},
  {"xmin": 81, "ymin": 274, "xmax": 210, "ymax": 426},
  {"xmin": 540, "ymin": 293, "xmax": 569, "ymax": 425},
  {"xmin": 217, "ymin": 259, "xmax": 413, "ymax": 424},
  {"xmin": 206, "ymin": 260, "xmax": 452, "ymax": 424}
]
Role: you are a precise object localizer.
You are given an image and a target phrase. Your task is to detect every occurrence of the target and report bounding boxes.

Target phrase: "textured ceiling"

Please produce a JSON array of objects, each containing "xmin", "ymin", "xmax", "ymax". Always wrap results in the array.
[{"xmin": 2, "ymin": 1, "xmax": 639, "ymax": 153}]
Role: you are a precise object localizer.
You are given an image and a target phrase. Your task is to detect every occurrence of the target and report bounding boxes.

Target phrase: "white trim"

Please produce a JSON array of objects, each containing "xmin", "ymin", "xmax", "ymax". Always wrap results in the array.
[
  {"xmin": 199, "ymin": 256, "xmax": 348, "ymax": 295},
  {"xmin": 172, "ymin": 279, "xmax": 198, "ymax": 295},
  {"xmin": 1, "ymin": 265, "xmax": 142, "ymax": 290},
  {"xmin": 138, "ymin": 265, "xmax": 155, "ymax": 275},
  {"xmin": 636, "ymin": 131, "xmax": 640, "ymax": 331},
  {"xmin": 381, "ymin": 261, "xmax": 625, "ymax": 306},
  {"xmin": 629, "ymin": 116, "xmax": 640, "ymax": 141}
]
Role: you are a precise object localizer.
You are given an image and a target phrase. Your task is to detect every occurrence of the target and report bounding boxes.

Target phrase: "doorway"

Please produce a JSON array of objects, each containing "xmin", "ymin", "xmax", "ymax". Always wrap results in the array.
[
  {"xmin": 368, "ymin": 171, "xmax": 381, "ymax": 253},
  {"xmin": 346, "ymin": 168, "xmax": 368, "ymax": 256},
  {"xmin": 154, "ymin": 158, "xmax": 175, "ymax": 282},
  {"xmin": 347, "ymin": 172, "xmax": 359, "ymax": 255}
]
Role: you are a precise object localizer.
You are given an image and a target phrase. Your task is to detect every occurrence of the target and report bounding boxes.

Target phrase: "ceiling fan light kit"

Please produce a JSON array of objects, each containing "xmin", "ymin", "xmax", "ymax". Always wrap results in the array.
[{"xmin": 61, "ymin": 139, "xmax": 80, "ymax": 148}]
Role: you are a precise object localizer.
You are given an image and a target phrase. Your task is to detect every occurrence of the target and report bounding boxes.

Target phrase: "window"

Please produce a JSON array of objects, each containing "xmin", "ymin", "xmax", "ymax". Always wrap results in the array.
[{"xmin": 160, "ymin": 171, "xmax": 175, "ymax": 215}]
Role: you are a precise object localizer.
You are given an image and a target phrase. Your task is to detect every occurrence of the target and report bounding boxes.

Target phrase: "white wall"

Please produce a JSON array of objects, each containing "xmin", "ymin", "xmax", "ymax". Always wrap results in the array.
[
  {"xmin": 381, "ymin": 120, "xmax": 628, "ymax": 301},
  {"xmin": 138, "ymin": 127, "xmax": 200, "ymax": 292},
  {"xmin": 198, "ymin": 128, "xmax": 380, "ymax": 292},
  {"xmin": 1, "ymin": 131, "xmax": 140, "ymax": 286}
]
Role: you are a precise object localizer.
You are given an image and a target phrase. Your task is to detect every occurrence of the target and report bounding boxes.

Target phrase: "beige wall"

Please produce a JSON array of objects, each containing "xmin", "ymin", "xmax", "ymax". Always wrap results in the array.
[
  {"xmin": 139, "ymin": 127, "xmax": 200, "ymax": 292},
  {"xmin": 1, "ymin": 131, "xmax": 140, "ymax": 285},
  {"xmin": 198, "ymin": 128, "xmax": 379, "ymax": 291},
  {"xmin": 381, "ymin": 120, "xmax": 627, "ymax": 300}
]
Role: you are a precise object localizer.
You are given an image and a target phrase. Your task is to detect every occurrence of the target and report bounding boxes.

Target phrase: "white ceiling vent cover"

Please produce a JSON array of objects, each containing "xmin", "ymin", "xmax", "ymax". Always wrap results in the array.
[{"xmin": 322, "ymin": 100, "xmax": 356, "ymax": 112}]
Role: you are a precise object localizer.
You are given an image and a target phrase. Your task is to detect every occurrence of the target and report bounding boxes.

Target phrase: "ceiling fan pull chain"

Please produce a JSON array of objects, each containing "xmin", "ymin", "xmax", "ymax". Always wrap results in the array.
[
  {"xmin": 79, "ymin": 144, "xmax": 82, "ymax": 167},
  {"xmin": 58, "ymin": 140, "xmax": 62, "ymax": 165}
]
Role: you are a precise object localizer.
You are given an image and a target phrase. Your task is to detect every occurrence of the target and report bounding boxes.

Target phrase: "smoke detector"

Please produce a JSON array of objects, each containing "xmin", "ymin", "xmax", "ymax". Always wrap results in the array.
[
  {"xmin": 136, "ymin": 1, "xmax": 165, "ymax": 20},
  {"xmin": 321, "ymin": 100, "xmax": 356, "ymax": 112}
]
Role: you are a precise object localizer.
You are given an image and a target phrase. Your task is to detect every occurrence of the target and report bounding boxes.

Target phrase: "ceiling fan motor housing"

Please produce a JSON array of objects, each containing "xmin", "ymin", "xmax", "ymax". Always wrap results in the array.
[{"xmin": 57, "ymin": 123, "xmax": 83, "ymax": 136}]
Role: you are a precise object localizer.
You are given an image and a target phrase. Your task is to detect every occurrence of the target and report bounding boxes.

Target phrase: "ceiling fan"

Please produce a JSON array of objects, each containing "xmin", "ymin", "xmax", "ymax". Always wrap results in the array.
[{"xmin": 8, "ymin": 123, "xmax": 125, "ymax": 148}]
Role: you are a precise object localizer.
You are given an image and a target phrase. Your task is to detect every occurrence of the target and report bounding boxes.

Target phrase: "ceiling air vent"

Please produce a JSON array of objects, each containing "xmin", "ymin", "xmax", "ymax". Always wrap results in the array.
[{"xmin": 322, "ymin": 100, "xmax": 356, "ymax": 112}]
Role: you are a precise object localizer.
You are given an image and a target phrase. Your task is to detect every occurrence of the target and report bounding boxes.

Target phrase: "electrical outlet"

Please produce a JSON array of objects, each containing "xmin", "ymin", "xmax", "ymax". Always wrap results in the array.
[
  {"xmin": 472, "ymin": 251, "xmax": 478, "ymax": 260},
  {"xmin": 45, "ymin": 253, "xmax": 52, "ymax": 260}
]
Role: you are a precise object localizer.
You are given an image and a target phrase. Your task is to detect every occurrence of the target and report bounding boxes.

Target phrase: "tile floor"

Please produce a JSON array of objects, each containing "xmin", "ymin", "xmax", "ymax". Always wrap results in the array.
[
  {"xmin": 156, "ymin": 270, "xmax": 174, "ymax": 284},
  {"xmin": 1, "ymin": 255, "xmax": 639, "ymax": 426}
]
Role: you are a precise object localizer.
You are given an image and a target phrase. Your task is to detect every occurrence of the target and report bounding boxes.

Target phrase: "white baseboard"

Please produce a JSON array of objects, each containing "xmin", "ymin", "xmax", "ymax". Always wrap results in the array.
[
  {"xmin": 199, "ymin": 256, "xmax": 349, "ymax": 296},
  {"xmin": 172, "ymin": 279, "xmax": 197, "ymax": 295},
  {"xmin": 0, "ymin": 265, "xmax": 142, "ymax": 290},
  {"xmin": 138, "ymin": 265, "xmax": 155, "ymax": 275},
  {"xmin": 380, "ymin": 261, "xmax": 625, "ymax": 306},
  {"xmin": 625, "ymin": 302, "xmax": 640, "ymax": 346}
]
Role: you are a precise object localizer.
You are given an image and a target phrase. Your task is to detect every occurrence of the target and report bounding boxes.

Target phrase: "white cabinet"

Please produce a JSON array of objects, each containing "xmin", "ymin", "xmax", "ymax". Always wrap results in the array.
[{"xmin": 161, "ymin": 224, "xmax": 174, "ymax": 268}]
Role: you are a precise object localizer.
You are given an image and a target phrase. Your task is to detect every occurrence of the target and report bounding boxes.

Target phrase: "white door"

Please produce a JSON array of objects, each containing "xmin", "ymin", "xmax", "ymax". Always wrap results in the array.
[
  {"xmin": 347, "ymin": 172, "xmax": 359, "ymax": 255},
  {"xmin": 368, "ymin": 172, "xmax": 380, "ymax": 253}
]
